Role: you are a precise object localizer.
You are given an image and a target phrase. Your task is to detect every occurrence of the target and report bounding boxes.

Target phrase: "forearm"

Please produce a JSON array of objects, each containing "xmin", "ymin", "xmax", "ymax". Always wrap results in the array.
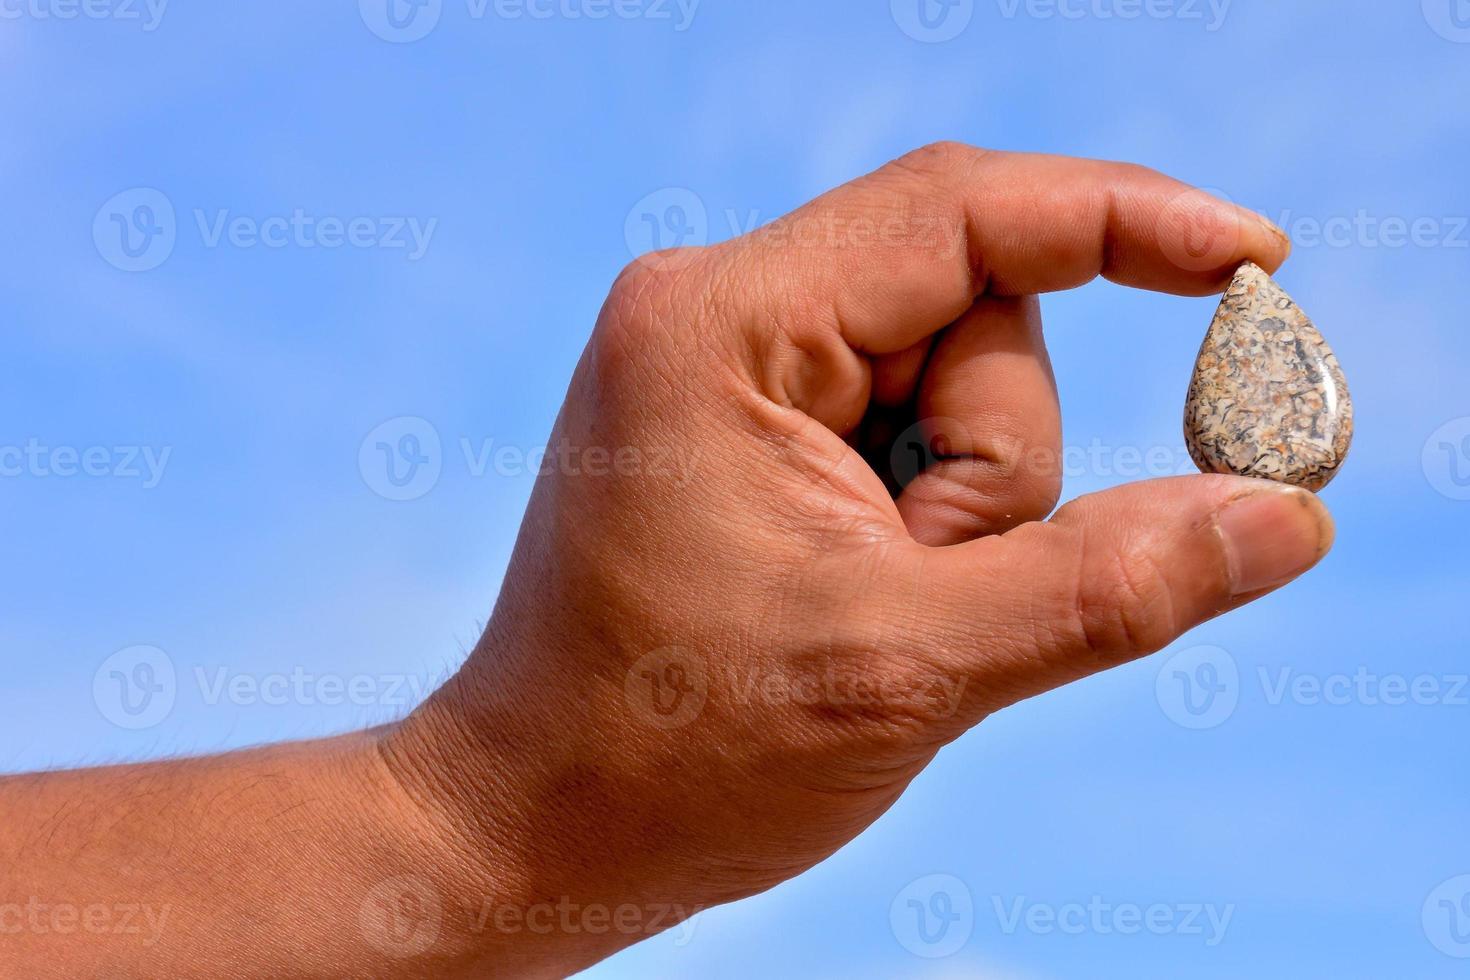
[
  {"xmin": 0, "ymin": 657, "xmax": 683, "ymax": 980},
  {"xmin": 0, "ymin": 729, "xmax": 502, "ymax": 978}
]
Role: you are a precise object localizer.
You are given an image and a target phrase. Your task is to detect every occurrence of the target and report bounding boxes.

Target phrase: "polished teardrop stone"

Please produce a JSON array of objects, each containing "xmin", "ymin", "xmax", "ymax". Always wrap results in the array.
[{"xmin": 1184, "ymin": 262, "xmax": 1352, "ymax": 492}]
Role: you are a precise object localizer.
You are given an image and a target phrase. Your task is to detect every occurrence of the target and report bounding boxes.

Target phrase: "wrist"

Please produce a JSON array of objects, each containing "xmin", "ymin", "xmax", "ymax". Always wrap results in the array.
[{"xmin": 375, "ymin": 661, "xmax": 676, "ymax": 978}]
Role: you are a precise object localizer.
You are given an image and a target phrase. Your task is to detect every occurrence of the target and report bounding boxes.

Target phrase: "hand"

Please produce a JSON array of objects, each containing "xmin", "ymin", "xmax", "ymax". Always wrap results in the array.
[{"xmin": 383, "ymin": 143, "xmax": 1333, "ymax": 975}]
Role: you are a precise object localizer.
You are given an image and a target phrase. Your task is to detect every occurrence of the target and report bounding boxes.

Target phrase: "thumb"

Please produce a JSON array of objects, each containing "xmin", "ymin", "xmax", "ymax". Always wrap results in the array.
[{"xmin": 911, "ymin": 475, "xmax": 1335, "ymax": 716}]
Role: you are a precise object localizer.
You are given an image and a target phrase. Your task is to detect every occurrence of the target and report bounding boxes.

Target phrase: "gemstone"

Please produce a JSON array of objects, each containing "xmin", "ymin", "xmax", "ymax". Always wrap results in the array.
[{"xmin": 1184, "ymin": 262, "xmax": 1352, "ymax": 492}]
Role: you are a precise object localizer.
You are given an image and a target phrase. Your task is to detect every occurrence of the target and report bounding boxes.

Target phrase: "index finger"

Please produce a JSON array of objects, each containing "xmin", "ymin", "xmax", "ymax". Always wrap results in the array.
[{"xmin": 707, "ymin": 142, "xmax": 1291, "ymax": 357}]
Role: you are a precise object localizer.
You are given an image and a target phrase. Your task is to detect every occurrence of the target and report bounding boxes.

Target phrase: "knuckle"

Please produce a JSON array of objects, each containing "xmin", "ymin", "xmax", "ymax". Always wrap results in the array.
[
  {"xmin": 1073, "ymin": 539, "xmax": 1180, "ymax": 657},
  {"xmin": 600, "ymin": 252, "xmax": 718, "ymax": 350},
  {"xmin": 1044, "ymin": 515, "xmax": 1180, "ymax": 659},
  {"xmin": 607, "ymin": 256, "xmax": 677, "ymax": 322},
  {"xmin": 591, "ymin": 264, "xmax": 677, "ymax": 380},
  {"xmin": 898, "ymin": 140, "xmax": 991, "ymax": 177},
  {"xmin": 780, "ymin": 603, "xmax": 970, "ymax": 751},
  {"xmin": 1104, "ymin": 159, "xmax": 1164, "ymax": 185},
  {"xmin": 908, "ymin": 460, "xmax": 1058, "ymax": 534}
]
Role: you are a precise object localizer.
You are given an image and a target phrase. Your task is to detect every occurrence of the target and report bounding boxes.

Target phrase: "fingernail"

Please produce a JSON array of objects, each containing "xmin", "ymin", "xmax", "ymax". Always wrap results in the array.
[
  {"xmin": 1258, "ymin": 212, "xmax": 1291, "ymax": 244},
  {"xmin": 1242, "ymin": 209, "xmax": 1292, "ymax": 257},
  {"xmin": 1218, "ymin": 487, "xmax": 1335, "ymax": 596}
]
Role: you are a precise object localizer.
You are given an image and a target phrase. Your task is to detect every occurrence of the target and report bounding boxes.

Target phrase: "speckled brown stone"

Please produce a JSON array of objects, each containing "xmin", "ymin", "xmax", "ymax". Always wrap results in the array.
[{"xmin": 1184, "ymin": 262, "xmax": 1352, "ymax": 492}]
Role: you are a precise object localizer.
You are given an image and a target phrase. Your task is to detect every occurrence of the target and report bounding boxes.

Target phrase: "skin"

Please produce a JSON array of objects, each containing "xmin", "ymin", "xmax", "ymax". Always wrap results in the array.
[{"xmin": 0, "ymin": 144, "xmax": 1334, "ymax": 978}]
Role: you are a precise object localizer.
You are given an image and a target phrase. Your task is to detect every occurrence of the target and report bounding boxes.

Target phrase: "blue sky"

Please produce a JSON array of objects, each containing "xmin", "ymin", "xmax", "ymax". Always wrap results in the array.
[{"xmin": 2, "ymin": 0, "xmax": 1468, "ymax": 975}]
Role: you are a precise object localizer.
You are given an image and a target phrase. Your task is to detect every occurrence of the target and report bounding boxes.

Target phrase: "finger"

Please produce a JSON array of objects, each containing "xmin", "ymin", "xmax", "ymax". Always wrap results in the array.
[
  {"xmin": 691, "ymin": 143, "xmax": 1288, "ymax": 428},
  {"xmin": 894, "ymin": 295, "xmax": 1062, "ymax": 546},
  {"xmin": 895, "ymin": 476, "xmax": 1333, "ymax": 717},
  {"xmin": 870, "ymin": 338, "xmax": 933, "ymax": 408}
]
